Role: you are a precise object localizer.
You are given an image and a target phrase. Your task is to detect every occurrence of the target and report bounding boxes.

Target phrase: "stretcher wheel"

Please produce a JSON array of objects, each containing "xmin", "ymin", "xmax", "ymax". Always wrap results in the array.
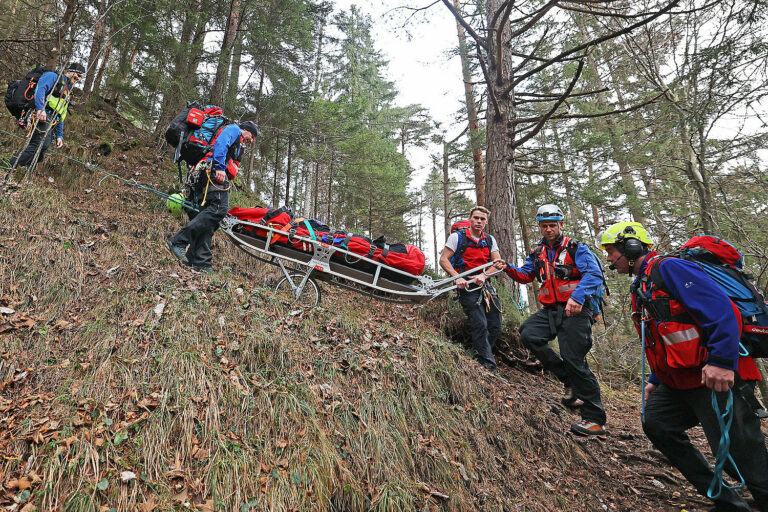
[{"xmin": 274, "ymin": 273, "xmax": 321, "ymax": 308}]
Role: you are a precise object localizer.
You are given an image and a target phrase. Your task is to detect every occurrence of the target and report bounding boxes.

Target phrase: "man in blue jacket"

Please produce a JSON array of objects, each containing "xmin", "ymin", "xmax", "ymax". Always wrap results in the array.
[
  {"xmin": 166, "ymin": 121, "xmax": 259, "ymax": 273},
  {"xmin": 8, "ymin": 63, "xmax": 85, "ymax": 170},
  {"xmin": 505, "ymin": 204, "xmax": 607, "ymax": 435},
  {"xmin": 601, "ymin": 222, "xmax": 768, "ymax": 512}
]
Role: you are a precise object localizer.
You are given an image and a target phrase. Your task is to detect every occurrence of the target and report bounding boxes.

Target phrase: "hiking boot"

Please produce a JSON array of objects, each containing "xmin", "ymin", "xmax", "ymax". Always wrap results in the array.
[
  {"xmin": 166, "ymin": 239, "xmax": 187, "ymax": 263},
  {"xmin": 562, "ymin": 386, "xmax": 584, "ymax": 408},
  {"xmin": 192, "ymin": 266, "xmax": 213, "ymax": 274},
  {"xmin": 570, "ymin": 420, "xmax": 606, "ymax": 436}
]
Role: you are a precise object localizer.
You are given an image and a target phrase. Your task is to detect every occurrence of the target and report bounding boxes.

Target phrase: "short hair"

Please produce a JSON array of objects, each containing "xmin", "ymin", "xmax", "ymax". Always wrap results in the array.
[{"xmin": 469, "ymin": 206, "xmax": 490, "ymax": 218}]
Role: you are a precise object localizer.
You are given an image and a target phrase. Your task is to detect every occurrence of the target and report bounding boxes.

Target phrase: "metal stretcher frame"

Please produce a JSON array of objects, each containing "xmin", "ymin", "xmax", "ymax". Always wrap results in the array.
[{"xmin": 220, "ymin": 215, "xmax": 502, "ymax": 306}]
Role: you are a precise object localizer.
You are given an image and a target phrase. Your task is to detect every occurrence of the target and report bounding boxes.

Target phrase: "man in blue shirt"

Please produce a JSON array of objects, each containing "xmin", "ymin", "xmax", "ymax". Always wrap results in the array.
[
  {"xmin": 7, "ymin": 63, "xmax": 85, "ymax": 170},
  {"xmin": 166, "ymin": 121, "xmax": 259, "ymax": 273},
  {"xmin": 505, "ymin": 204, "xmax": 607, "ymax": 435},
  {"xmin": 601, "ymin": 222, "xmax": 768, "ymax": 512}
]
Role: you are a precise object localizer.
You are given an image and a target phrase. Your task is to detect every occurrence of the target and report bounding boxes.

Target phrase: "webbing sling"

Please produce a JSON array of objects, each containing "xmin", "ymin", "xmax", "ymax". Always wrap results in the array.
[{"xmin": 303, "ymin": 220, "xmax": 316, "ymax": 240}]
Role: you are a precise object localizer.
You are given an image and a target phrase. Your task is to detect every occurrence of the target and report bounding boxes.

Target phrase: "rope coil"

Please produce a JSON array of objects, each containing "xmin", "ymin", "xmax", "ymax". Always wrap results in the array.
[{"xmin": 707, "ymin": 389, "xmax": 745, "ymax": 500}]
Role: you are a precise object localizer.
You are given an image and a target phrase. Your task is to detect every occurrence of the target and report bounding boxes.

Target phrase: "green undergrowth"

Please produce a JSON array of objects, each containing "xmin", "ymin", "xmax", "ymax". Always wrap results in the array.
[{"xmin": 0, "ymin": 117, "xmax": 641, "ymax": 511}]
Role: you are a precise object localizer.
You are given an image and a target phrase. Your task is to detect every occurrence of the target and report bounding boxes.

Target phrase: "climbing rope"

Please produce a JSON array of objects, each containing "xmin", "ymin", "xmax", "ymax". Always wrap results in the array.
[
  {"xmin": 199, "ymin": 165, "xmax": 232, "ymax": 207},
  {"xmin": 0, "ymin": 125, "xmax": 200, "ymax": 213},
  {"xmin": 707, "ymin": 389, "xmax": 745, "ymax": 500}
]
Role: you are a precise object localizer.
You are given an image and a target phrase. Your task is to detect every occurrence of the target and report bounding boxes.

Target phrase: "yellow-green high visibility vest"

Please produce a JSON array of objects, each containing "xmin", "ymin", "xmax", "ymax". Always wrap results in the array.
[{"xmin": 46, "ymin": 95, "xmax": 69, "ymax": 122}]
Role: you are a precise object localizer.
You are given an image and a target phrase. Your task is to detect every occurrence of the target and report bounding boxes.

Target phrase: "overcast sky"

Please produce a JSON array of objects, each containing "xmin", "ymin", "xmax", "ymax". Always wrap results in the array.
[{"xmin": 333, "ymin": 1, "xmax": 471, "ymax": 263}]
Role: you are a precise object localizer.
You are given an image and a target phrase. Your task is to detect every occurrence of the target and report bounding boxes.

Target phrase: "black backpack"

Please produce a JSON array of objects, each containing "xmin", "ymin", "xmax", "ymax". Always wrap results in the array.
[
  {"xmin": 4, "ymin": 66, "xmax": 52, "ymax": 119},
  {"xmin": 165, "ymin": 102, "xmax": 228, "ymax": 181}
]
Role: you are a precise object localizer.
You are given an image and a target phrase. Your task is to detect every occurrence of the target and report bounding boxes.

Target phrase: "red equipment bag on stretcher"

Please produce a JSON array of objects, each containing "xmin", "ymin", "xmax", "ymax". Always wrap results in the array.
[
  {"xmin": 229, "ymin": 206, "xmax": 269, "ymax": 228},
  {"xmin": 228, "ymin": 206, "xmax": 293, "ymax": 243},
  {"xmin": 374, "ymin": 243, "xmax": 426, "ymax": 277},
  {"xmin": 286, "ymin": 218, "xmax": 331, "ymax": 252},
  {"xmin": 327, "ymin": 232, "xmax": 378, "ymax": 273}
]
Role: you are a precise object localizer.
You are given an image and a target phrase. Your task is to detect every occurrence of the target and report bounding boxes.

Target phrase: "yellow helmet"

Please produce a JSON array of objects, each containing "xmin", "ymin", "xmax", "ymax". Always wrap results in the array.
[{"xmin": 599, "ymin": 222, "xmax": 654, "ymax": 249}]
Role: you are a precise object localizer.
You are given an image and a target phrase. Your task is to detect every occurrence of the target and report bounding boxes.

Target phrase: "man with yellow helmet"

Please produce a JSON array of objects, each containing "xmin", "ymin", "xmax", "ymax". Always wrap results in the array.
[
  {"xmin": 505, "ymin": 204, "xmax": 607, "ymax": 436},
  {"xmin": 601, "ymin": 221, "xmax": 768, "ymax": 512}
]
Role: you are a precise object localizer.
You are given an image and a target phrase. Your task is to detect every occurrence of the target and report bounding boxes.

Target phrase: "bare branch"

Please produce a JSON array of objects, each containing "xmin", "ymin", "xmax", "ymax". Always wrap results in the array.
[
  {"xmin": 440, "ymin": 0, "xmax": 488, "ymax": 51},
  {"xmin": 512, "ymin": 59, "xmax": 585, "ymax": 149},
  {"xmin": 513, "ymin": 92, "xmax": 664, "ymax": 123},
  {"xmin": 505, "ymin": 0, "xmax": 680, "ymax": 94}
]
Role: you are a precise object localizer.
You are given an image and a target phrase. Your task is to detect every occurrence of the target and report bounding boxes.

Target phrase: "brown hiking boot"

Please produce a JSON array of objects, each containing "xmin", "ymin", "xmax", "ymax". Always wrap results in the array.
[
  {"xmin": 562, "ymin": 386, "xmax": 584, "ymax": 408},
  {"xmin": 570, "ymin": 420, "xmax": 606, "ymax": 436}
]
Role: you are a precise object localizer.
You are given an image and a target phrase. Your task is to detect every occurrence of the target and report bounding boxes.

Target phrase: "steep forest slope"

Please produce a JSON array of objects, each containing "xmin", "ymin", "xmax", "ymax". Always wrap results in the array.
[{"xmin": 0, "ymin": 106, "xmax": 750, "ymax": 511}]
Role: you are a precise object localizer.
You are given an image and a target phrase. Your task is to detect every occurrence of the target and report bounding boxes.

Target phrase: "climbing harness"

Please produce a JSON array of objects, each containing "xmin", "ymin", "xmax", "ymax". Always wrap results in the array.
[
  {"xmin": 707, "ymin": 389, "xmax": 745, "ymax": 500},
  {"xmin": 481, "ymin": 283, "xmax": 503, "ymax": 314}
]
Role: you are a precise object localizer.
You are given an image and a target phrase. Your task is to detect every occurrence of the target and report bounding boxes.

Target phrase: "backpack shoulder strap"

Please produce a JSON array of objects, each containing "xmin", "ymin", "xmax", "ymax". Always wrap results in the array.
[{"xmin": 565, "ymin": 238, "xmax": 580, "ymax": 262}]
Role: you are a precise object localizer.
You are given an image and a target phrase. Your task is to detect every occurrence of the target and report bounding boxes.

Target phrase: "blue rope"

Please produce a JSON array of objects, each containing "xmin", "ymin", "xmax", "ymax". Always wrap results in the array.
[
  {"xmin": 1, "ymin": 125, "xmax": 199, "ymax": 212},
  {"xmin": 707, "ymin": 389, "xmax": 745, "ymax": 499}
]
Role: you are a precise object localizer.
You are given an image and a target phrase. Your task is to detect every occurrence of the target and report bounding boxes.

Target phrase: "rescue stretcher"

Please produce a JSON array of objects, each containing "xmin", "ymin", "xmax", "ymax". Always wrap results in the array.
[{"xmin": 220, "ymin": 215, "xmax": 503, "ymax": 307}]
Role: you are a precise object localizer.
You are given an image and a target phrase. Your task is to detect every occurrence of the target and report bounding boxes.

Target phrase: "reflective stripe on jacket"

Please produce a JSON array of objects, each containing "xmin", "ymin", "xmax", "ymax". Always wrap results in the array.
[{"xmin": 632, "ymin": 252, "xmax": 761, "ymax": 389}]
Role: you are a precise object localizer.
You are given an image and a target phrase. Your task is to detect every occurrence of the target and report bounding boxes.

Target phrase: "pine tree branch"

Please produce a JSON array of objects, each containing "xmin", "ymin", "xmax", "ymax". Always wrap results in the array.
[
  {"xmin": 504, "ymin": 0, "xmax": 680, "ymax": 94},
  {"xmin": 511, "ymin": 59, "xmax": 585, "ymax": 149}
]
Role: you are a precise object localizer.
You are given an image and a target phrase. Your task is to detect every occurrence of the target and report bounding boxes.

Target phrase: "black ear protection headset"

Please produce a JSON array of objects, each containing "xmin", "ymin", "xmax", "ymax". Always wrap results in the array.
[
  {"xmin": 619, "ymin": 236, "xmax": 645, "ymax": 261},
  {"xmin": 613, "ymin": 226, "xmax": 647, "ymax": 275}
]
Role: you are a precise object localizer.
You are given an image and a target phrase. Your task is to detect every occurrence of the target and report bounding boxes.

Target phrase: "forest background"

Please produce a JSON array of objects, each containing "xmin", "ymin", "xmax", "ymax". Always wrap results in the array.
[{"xmin": 1, "ymin": 0, "xmax": 768, "ymax": 385}]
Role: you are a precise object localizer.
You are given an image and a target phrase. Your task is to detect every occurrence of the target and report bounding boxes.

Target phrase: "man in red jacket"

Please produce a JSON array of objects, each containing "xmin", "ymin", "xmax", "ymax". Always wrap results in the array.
[
  {"xmin": 439, "ymin": 206, "xmax": 505, "ymax": 371},
  {"xmin": 602, "ymin": 222, "xmax": 768, "ymax": 512}
]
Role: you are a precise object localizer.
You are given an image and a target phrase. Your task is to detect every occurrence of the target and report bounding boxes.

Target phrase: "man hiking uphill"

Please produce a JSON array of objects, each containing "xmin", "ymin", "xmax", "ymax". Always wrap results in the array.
[
  {"xmin": 166, "ymin": 120, "xmax": 259, "ymax": 273},
  {"xmin": 439, "ymin": 206, "xmax": 506, "ymax": 371},
  {"xmin": 505, "ymin": 205, "xmax": 607, "ymax": 436},
  {"xmin": 7, "ymin": 63, "xmax": 85, "ymax": 171},
  {"xmin": 602, "ymin": 222, "xmax": 768, "ymax": 512}
]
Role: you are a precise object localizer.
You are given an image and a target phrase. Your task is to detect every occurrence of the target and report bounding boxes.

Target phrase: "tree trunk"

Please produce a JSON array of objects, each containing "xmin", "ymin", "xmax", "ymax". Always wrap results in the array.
[
  {"xmin": 285, "ymin": 133, "xmax": 292, "ymax": 205},
  {"xmin": 225, "ymin": 27, "xmax": 243, "ymax": 112},
  {"xmin": 154, "ymin": 3, "xmax": 203, "ymax": 136},
  {"xmin": 110, "ymin": 44, "xmax": 139, "ymax": 108},
  {"xmin": 587, "ymin": 156, "xmax": 601, "ymax": 233},
  {"xmin": 432, "ymin": 209, "xmax": 438, "ymax": 272},
  {"xmin": 454, "ymin": 0, "xmax": 485, "ymax": 206},
  {"xmin": 91, "ymin": 32, "xmax": 113, "ymax": 98},
  {"xmin": 210, "ymin": 0, "xmax": 242, "ymax": 105},
  {"xmin": 326, "ymin": 154, "xmax": 333, "ymax": 222},
  {"xmin": 442, "ymin": 142, "xmax": 451, "ymax": 238},
  {"xmin": 484, "ymin": 0, "xmax": 517, "ymax": 265},
  {"xmin": 551, "ymin": 125, "xmax": 583, "ymax": 239},
  {"xmin": 49, "ymin": 0, "xmax": 80, "ymax": 67},
  {"xmin": 518, "ymin": 174, "xmax": 540, "ymax": 309},
  {"xmin": 574, "ymin": 18, "xmax": 647, "ymax": 225},
  {"xmin": 82, "ymin": 0, "xmax": 107, "ymax": 101},
  {"xmin": 312, "ymin": 161, "xmax": 320, "ymax": 218},
  {"xmin": 272, "ymin": 133, "xmax": 280, "ymax": 205}
]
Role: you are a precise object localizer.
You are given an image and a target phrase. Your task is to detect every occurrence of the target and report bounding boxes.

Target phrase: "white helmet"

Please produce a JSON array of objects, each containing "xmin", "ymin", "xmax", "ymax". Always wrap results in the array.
[{"xmin": 536, "ymin": 204, "xmax": 564, "ymax": 222}]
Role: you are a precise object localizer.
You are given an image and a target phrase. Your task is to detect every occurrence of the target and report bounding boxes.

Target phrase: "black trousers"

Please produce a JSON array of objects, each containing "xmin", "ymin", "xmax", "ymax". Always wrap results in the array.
[
  {"xmin": 9, "ymin": 122, "xmax": 55, "ymax": 169},
  {"xmin": 519, "ymin": 304, "xmax": 606, "ymax": 425},
  {"xmin": 643, "ymin": 383, "xmax": 768, "ymax": 512},
  {"xmin": 458, "ymin": 286, "xmax": 502, "ymax": 370},
  {"xmin": 169, "ymin": 187, "xmax": 229, "ymax": 268}
]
